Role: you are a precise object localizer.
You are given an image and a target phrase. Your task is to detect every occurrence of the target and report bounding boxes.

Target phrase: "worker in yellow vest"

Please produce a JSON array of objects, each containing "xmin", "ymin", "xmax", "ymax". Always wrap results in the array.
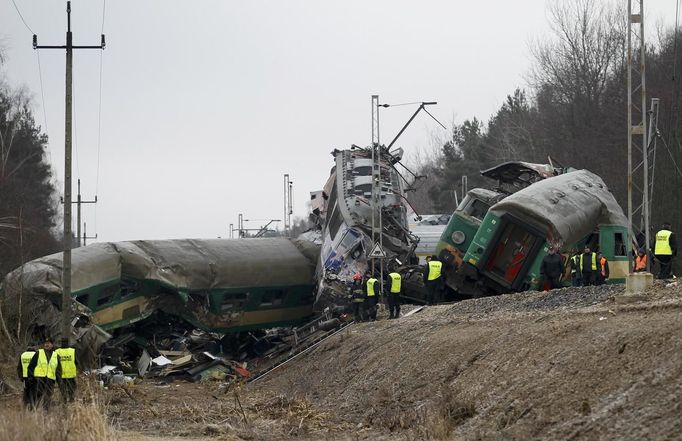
[
  {"xmin": 385, "ymin": 271, "xmax": 402, "ymax": 319},
  {"xmin": 16, "ymin": 345, "xmax": 36, "ymax": 408},
  {"xmin": 424, "ymin": 255, "xmax": 443, "ymax": 304},
  {"xmin": 27, "ymin": 337, "xmax": 57, "ymax": 410},
  {"xmin": 365, "ymin": 273, "xmax": 379, "ymax": 321},
  {"xmin": 654, "ymin": 222, "xmax": 677, "ymax": 279},
  {"xmin": 55, "ymin": 338, "xmax": 78, "ymax": 403},
  {"xmin": 579, "ymin": 246, "xmax": 598, "ymax": 286}
]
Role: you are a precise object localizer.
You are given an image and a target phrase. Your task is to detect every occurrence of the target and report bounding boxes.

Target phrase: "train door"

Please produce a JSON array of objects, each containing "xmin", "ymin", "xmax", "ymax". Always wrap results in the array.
[{"xmin": 483, "ymin": 221, "xmax": 542, "ymax": 288}]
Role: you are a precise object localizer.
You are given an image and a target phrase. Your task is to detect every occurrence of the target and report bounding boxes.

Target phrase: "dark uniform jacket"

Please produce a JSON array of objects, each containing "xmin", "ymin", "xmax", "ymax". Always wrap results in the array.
[{"xmin": 540, "ymin": 254, "xmax": 564, "ymax": 278}]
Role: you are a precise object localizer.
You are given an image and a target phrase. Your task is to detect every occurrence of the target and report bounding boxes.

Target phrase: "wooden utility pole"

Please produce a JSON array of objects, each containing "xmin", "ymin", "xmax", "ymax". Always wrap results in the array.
[{"xmin": 33, "ymin": 1, "xmax": 105, "ymax": 341}]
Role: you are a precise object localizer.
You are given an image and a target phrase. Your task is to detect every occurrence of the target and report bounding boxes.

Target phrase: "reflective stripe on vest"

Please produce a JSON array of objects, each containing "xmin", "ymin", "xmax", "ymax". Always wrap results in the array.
[
  {"xmin": 34, "ymin": 349, "xmax": 56, "ymax": 380},
  {"xmin": 20, "ymin": 351, "xmax": 35, "ymax": 378},
  {"xmin": 579, "ymin": 252, "xmax": 597, "ymax": 271},
  {"xmin": 655, "ymin": 230, "xmax": 673, "ymax": 255},
  {"xmin": 427, "ymin": 261, "xmax": 442, "ymax": 281},
  {"xmin": 388, "ymin": 272, "xmax": 401, "ymax": 293},
  {"xmin": 57, "ymin": 348, "xmax": 77, "ymax": 379},
  {"xmin": 366, "ymin": 278, "xmax": 377, "ymax": 296}
]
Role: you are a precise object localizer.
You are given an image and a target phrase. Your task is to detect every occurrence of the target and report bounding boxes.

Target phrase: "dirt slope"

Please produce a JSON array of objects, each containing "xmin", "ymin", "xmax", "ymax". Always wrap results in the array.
[{"xmin": 252, "ymin": 282, "xmax": 682, "ymax": 440}]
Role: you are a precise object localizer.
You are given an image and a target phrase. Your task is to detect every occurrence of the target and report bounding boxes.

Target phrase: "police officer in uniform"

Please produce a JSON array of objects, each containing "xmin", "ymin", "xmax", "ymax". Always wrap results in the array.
[
  {"xmin": 385, "ymin": 271, "xmax": 402, "ymax": 319},
  {"xmin": 28, "ymin": 337, "xmax": 57, "ymax": 410},
  {"xmin": 654, "ymin": 222, "xmax": 677, "ymax": 279},
  {"xmin": 365, "ymin": 273, "xmax": 379, "ymax": 321},
  {"xmin": 16, "ymin": 345, "xmax": 36, "ymax": 408},
  {"xmin": 55, "ymin": 338, "xmax": 78, "ymax": 403},
  {"xmin": 349, "ymin": 273, "xmax": 366, "ymax": 321},
  {"xmin": 424, "ymin": 255, "xmax": 443, "ymax": 304}
]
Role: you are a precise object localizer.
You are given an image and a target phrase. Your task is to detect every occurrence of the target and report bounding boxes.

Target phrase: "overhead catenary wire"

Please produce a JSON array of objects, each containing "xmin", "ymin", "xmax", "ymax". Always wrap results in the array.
[
  {"xmin": 36, "ymin": 50, "xmax": 52, "ymax": 160},
  {"xmin": 94, "ymin": 0, "xmax": 107, "ymax": 235}
]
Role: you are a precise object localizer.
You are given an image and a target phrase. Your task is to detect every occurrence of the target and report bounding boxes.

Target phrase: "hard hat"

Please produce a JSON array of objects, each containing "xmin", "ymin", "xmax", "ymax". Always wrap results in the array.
[{"xmin": 352, "ymin": 273, "xmax": 362, "ymax": 280}]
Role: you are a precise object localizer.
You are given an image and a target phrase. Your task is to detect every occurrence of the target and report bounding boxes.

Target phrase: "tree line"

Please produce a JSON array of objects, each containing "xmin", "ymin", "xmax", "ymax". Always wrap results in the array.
[
  {"xmin": 0, "ymin": 53, "xmax": 60, "ymax": 281},
  {"xmin": 409, "ymin": 0, "xmax": 682, "ymax": 239}
]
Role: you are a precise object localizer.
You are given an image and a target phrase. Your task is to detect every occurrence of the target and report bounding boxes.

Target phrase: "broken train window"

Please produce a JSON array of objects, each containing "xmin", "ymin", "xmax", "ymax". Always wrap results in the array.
[
  {"xmin": 260, "ymin": 289, "xmax": 288, "ymax": 307},
  {"xmin": 614, "ymin": 232, "xmax": 626, "ymax": 257},
  {"xmin": 96, "ymin": 285, "xmax": 120, "ymax": 308},
  {"xmin": 220, "ymin": 292, "xmax": 249, "ymax": 312}
]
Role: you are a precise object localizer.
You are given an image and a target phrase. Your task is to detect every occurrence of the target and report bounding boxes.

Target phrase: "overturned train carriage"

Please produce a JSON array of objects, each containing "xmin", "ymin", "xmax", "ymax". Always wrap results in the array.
[
  {"xmin": 0, "ymin": 237, "xmax": 320, "ymax": 349},
  {"xmin": 451, "ymin": 170, "xmax": 629, "ymax": 297}
]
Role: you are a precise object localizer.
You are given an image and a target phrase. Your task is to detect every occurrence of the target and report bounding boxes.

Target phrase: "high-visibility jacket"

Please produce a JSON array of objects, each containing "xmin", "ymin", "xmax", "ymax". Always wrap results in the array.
[
  {"xmin": 600, "ymin": 256, "xmax": 608, "ymax": 276},
  {"xmin": 635, "ymin": 255, "xmax": 647, "ymax": 271},
  {"xmin": 366, "ymin": 278, "xmax": 378, "ymax": 297},
  {"xmin": 56, "ymin": 347, "xmax": 77, "ymax": 379},
  {"xmin": 427, "ymin": 261, "xmax": 442, "ymax": 281},
  {"xmin": 388, "ymin": 272, "xmax": 401, "ymax": 293},
  {"xmin": 580, "ymin": 252, "xmax": 598, "ymax": 271},
  {"xmin": 20, "ymin": 351, "xmax": 35, "ymax": 378},
  {"xmin": 655, "ymin": 230, "xmax": 673, "ymax": 255},
  {"xmin": 570, "ymin": 255, "xmax": 580, "ymax": 273},
  {"xmin": 34, "ymin": 349, "xmax": 57, "ymax": 380}
]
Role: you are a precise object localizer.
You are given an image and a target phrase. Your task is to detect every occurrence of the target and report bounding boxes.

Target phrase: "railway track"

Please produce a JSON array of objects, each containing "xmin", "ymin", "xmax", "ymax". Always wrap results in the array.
[{"xmin": 248, "ymin": 320, "xmax": 354, "ymax": 383}]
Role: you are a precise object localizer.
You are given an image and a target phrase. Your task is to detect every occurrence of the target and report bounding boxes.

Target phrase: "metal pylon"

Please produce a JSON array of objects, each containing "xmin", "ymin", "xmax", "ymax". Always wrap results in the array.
[{"xmin": 627, "ymin": 0, "xmax": 647, "ymax": 271}]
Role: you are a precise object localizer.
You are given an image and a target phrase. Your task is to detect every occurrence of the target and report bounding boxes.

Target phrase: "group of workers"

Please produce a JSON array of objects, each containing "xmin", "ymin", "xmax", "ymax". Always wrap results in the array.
[
  {"xmin": 541, "ymin": 245, "xmax": 610, "ymax": 289},
  {"xmin": 540, "ymin": 223, "xmax": 677, "ymax": 290},
  {"xmin": 349, "ymin": 254, "xmax": 445, "ymax": 321},
  {"xmin": 349, "ymin": 269, "xmax": 403, "ymax": 321},
  {"xmin": 17, "ymin": 337, "xmax": 78, "ymax": 410}
]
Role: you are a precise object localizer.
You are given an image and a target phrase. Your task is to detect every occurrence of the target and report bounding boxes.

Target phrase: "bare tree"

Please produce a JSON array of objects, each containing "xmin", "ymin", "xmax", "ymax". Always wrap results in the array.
[{"xmin": 529, "ymin": 0, "xmax": 626, "ymax": 108}]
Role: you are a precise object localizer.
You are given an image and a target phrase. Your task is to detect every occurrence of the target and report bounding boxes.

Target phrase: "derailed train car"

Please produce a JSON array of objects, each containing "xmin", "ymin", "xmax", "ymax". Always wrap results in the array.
[
  {"xmin": 0, "ymin": 237, "xmax": 320, "ymax": 349},
  {"xmin": 436, "ymin": 161, "xmax": 566, "ymax": 272},
  {"xmin": 312, "ymin": 146, "xmax": 418, "ymax": 306},
  {"xmin": 448, "ymin": 170, "xmax": 629, "ymax": 297}
]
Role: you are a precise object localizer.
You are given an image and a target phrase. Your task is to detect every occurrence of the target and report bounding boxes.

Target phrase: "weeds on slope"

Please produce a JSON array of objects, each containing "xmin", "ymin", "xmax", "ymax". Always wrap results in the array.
[{"xmin": 0, "ymin": 377, "xmax": 119, "ymax": 441}]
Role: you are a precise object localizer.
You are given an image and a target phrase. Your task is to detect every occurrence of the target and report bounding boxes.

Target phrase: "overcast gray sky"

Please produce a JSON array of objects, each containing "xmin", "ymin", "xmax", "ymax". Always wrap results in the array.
[{"xmin": 1, "ymin": 0, "xmax": 678, "ymax": 242}]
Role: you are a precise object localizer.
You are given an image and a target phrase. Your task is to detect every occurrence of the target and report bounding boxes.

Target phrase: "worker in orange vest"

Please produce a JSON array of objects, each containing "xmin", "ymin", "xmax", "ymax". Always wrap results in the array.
[
  {"xmin": 596, "ymin": 253, "xmax": 609, "ymax": 285},
  {"xmin": 634, "ymin": 248, "xmax": 648, "ymax": 272}
]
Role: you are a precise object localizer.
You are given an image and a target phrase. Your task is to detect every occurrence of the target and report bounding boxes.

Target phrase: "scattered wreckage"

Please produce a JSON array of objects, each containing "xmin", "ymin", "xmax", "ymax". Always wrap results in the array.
[
  {"xmin": 0, "ymin": 237, "xmax": 323, "ymax": 376},
  {"xmin": 0, "ymin": 155, "xmax": 634, "ymax": 383}
]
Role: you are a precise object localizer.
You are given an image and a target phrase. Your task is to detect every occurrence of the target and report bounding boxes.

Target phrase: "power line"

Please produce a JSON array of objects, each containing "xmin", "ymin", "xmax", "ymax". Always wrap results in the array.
[
  {"xmin": 36, "ymin": 50, "xmax": 51, "ymax": 161},
  {"xmin": 661, "ymin": 137, "xmax": 682, "ymax": 179},
  {"xmin": 95, "ymin": 0, "xmax": 107, "ymax": 234},
  {"xmin": 9, "ymin": 0, "xmax": 34, "ymax": 34}
]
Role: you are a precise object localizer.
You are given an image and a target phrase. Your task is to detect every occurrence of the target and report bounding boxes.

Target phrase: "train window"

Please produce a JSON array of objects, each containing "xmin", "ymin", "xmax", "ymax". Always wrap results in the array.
[
  {"xmin": 354, "ymin": 166, "xmax": 372, "ymax": 176},
  {"xmin": 354, "ymin": 184, "xmax": 372, "ymax": 195},
  {"xmin": 339, "ymin": 229, "xmax": 360, "ymax": 251},
  {"xmin": 614, "ymin": 233, "xmax": 626, "ymax": 256},
  {"xmin": 221, "ymin": 292, "xmax": 248, "ymax": 312},
  {"xmin": 260, "ymin": 289, "xmax": 287, "ymax": 307},
  {"xmin": 96, "ymin": 285, "xmax": 119, "ymax": 307},
  {"xmin": 75, "ymin": 293, "xmax": 89, "ymax": 306},
  {"xmin": 96, "ymin": 294, "xmax": 113, "ymax": 307},
  {"xmin": 465, "ymin": 199, "xmax": 490, "ymax": 220},
  {"xmin": 120, "ymin": 280, "xmax": 138, "ymax": 299},
  {"xmin": 328, "ymin": 205, "xmax": 343, "ymax": 240}
]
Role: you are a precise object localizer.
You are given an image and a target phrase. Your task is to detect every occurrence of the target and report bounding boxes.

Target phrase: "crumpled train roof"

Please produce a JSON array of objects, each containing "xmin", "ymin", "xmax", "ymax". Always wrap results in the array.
[
  {"xmin": 489, "ymin": 169, "xmax": 627, "ymax": 245},
  {"xmin": 1, "ymin": 237, "xmax": 320, "ymax": 301}
]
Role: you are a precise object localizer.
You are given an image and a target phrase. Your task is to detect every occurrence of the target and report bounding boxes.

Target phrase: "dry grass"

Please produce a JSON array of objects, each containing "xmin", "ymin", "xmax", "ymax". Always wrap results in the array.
[{"xmin": 0, "ymin": 377, "xmax": 119, "ymax": 441}]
